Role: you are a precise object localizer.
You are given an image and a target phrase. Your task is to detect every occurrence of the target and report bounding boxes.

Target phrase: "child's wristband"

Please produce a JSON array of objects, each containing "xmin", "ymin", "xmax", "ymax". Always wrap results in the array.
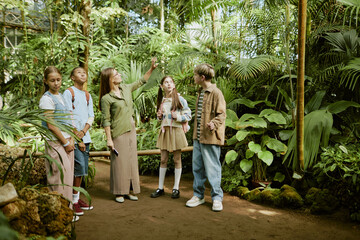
[{"xmin": 63, "ymin": 141, "xmax": 70, "ymax": 147}]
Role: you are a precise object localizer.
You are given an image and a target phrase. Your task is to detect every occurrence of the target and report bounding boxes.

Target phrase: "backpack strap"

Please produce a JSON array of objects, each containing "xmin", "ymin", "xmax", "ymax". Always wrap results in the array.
[
  {"xmin": 84, "ymin": 90, "xmax": 90, "ymax": 106},
  {"xmin": 67, "ymin": 87, "xmax": 90, "ymax": 110},
  {"xmin": 67, "ymin": 87, "xmax": 75, "ymax": 110}
]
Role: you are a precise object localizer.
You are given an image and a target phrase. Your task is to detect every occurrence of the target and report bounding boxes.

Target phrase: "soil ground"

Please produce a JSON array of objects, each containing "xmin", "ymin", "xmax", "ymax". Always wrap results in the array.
[{"xmin": 75, "ymin": 161, "xmax": 360, "ymax": 240}]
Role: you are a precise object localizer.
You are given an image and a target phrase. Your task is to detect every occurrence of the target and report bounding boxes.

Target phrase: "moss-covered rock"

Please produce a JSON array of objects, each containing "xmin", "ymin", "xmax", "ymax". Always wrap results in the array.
[
  {"xmin": 260, "ymin": 188, "xmax": 281, "ymax": 206},
  {"xmin": 1, "ymin": 199, "xmax": 25, "ymax": 221},
  {"xmin": 305, "ymin": 188, "xmax": 339, "ymax": 214},
  {"xmin": 278, "ymin": 184, "xmax": 304, "ymax": 209},
  {"xmin": 38, "ymin": 193, "xmax": 62, "ymax": 224},
  {"xmin": 5, "ymin": 187, "xmax": 73, "ymax": 239},
  {"xmin": 236, "ymin": 186, "xmax": 250, "ymax": 199},
  {"xmin": 244, "ymin": 188, "xmax": 261, "ymax": 202}
]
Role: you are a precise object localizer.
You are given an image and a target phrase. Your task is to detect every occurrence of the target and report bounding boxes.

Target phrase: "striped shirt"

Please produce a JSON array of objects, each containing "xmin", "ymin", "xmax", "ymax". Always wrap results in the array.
[{"xmin": 196, "ymin": 90, "xmax": 204, "ymax": 139}]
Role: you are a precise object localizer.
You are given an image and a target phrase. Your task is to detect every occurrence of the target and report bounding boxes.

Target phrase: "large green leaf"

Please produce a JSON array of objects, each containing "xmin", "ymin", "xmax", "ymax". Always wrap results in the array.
[
  {"xmin": 227, "ymin": 98, "xmax": 269, "ymax": 109},
  {"xmin": 259, "ymin": 109, "xmax": 286, "ymax": 124},
  {"xmin": 246, "ymin": 149, "xmax": 255, "ymax": 159},
  {"xmin": 273, "ymin": 172, "xmax": 285, "ymax": 182},
  {"xmin": 236, "ymin": 130, "xmax": 250, "ymax": 142},
  {"xmin": 225, "ymin": 119, "xmax": 236, "ymax": 129},
  {"xmin": 258, "ymin": 150, "xmax": 273, "ymax": 166},
  {"xmin": 279, "ymin": 130, "xmax": 293, "ymax": 141},
  {"xmin": 226, "ymin": 135, "xmax": 238, "ymax": 146},
  {"xmin": 240, "ymin": 159, "xmax": 253, "ymax": 173},
  {"xmin": 284, "ymin": 109, "xmax": 333, "ymax": 170},
  {"xmin": 239, "ymin": 114, "xmax": 267, "ymax": 128},
  {"xmin": 263, "ymin": 136, "xmax": 288, "ymax": 154},
  {"xmin": 226, "ymin": 109, "xmax": 239, "ymax": 121},
  {"xmin": 326, "ymin": 100, "xmax": 360, "ymax": 114},
  {"xmin": 304, "ymin": 90, "xmax": 325, "ymax": 114},
  {"xmin": 248, "ymin": 141, "xmax": 261, "ymax": 153},
  {"xmin": 225, "ymin": 150, "xmax": 238, "ymax": 164}
]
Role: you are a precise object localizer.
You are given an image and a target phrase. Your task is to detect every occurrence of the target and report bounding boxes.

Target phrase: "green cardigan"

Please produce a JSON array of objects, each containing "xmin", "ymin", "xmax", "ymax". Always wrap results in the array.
[{"xmin": 101, "ymin": 78, "xmax": 145, "ymax": 138}]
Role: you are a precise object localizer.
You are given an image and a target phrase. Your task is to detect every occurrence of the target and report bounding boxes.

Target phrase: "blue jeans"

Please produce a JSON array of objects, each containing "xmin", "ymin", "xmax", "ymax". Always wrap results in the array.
[
  {"xmin": 192, "ymin": 140, "xmax": 223, "ymax": 201},
  {"xmin": 74, "ymin": 143, "xmax": 90, "ymax": 177}
]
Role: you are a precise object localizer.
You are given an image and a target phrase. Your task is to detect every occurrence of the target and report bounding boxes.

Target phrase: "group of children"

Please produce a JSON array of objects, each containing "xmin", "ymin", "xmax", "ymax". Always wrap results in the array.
[
  {"xmin": 40, "ymin": 61, "xmax": 226, "ymax": 219},
  {"xmin": 40, "ymin": 66, "xmax": 94, "ymax": 222}
]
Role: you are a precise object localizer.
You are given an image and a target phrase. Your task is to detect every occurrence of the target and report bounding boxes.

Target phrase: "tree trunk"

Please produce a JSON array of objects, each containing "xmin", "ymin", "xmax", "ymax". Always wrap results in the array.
[
  {"xmin": 55, "ymin": 0, "xmax": 64, "ymax": 37},
  {"xmin": 110, "ymin": 0, "xmax": 115, "ymax": 44},
  {"xmin": 0, "ymin": 7, "xmax": 5, "ymax": 90},
  {"xmin": 285, "ymin": 3, "xmax": 295, "ymax": 127},
  {"xmin": 79, "ymin": 0, "xmax": 91, "ymax": 90},
  {"xmin": 211, "ymin": 8, "xmax": 218, "ymax": 54},
  {"xmin": 160, "ymin": 0, "xmax": 164, "ymax": 31},
  {"xmin": 296, "ymin": 0, "xmax": 307, "ymax": 170}
]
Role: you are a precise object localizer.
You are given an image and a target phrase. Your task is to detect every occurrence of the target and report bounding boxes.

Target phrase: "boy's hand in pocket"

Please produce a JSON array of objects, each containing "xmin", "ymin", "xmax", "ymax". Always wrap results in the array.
[{"xmin": 78, "ymin": 142, "xmax": 86, "ymax": 152}]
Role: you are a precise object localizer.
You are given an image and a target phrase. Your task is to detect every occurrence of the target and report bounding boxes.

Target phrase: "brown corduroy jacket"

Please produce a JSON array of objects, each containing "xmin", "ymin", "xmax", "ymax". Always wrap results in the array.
[{"xmin": 192, "ymin": 83, "xmax": 226, "ymax": 146}]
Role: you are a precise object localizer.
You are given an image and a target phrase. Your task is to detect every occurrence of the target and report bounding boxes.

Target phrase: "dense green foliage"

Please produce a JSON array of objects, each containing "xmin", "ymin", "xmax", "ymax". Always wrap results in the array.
[{"xmin": 1, "ymin": 0, "xmax": 360, "ymax": 221}]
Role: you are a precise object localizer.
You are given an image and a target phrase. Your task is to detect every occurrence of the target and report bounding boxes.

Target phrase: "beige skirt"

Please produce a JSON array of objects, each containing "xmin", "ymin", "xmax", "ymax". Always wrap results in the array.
[
  {"xmin": 110, "ymin": 124, "xmax": 140, "ymax": 195},
  {"xmin": 45, "ymin": 139, "xmax": 74, "ymax": 203},
  {"xmin": 156, "ymin": 126, "xmax": 188, "ymax": 152}
]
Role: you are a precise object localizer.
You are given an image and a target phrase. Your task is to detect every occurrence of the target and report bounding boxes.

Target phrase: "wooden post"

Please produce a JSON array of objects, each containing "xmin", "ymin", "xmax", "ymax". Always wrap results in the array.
[
  {"xmin": 17, "ymin": 146, "xmax": 194, "ymax": 158},
  {"xmin": 296, "ymin": 0, "xmax": 307, "ymax": 170},
  {"xmin": 79, "ymin": 0, "xmax": 91, "ymax": 90}
]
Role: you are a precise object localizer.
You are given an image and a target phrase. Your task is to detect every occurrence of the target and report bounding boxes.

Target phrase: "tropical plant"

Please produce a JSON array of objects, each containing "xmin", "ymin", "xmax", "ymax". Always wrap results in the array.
[
  {"xmin": 314, "ymin": 143, "xmax": 360, "ymax": 221},
  {"xmin": 0, "ymin": 212, "xmax": 18, "ymax": 240},
  {"xmin": 225, "ymin": 99, "xmax": 288, "ymax": 183},
  {"xmin": 283, "ymin": 91, "xmax": 360, "ymax": 171}
]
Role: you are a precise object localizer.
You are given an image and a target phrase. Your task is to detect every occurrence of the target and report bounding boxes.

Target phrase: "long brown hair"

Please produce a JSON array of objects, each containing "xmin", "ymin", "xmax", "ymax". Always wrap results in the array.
[
  {"xmin": 43, "ymin": 66, "xmax": 61, "ymax": 93},
  {"xmin": 98, "ymin": 68, "xmax": 115, "ymax": 110},
  {"xmin": 156, "ymin": 76, "xmax": 183, "ymax": 112}
]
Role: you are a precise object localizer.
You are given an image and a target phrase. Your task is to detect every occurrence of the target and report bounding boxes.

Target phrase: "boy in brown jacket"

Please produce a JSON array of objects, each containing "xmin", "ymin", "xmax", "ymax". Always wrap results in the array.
[{"xmin": 186, "ymin": 63, "xmax": 226, "ymax": 212}]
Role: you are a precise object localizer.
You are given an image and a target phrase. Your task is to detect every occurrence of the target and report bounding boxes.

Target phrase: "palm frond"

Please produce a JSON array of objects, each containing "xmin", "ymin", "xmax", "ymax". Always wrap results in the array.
[
  {"xmin": 339, "ymin": 57, "xmax": 360, "ymax": 91},
  {"xmin": 337, "ymin": 0, "xmax": 360, "ymax": 27},
  {"xmin": 228, "ymin": 55, "xmax": 282, "ymax": 81}
]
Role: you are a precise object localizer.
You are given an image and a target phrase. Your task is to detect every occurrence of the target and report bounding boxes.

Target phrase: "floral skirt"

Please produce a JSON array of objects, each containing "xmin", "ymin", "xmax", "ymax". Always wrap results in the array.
[{"xmin": 156, "ymin": 126, "xmax": 188, "ymax": 152}]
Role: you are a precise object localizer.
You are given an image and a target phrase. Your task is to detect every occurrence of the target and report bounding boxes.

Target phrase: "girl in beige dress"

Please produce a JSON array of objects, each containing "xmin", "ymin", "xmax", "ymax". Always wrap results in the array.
[{"xmin": 150, "ymin": 76, "xmax": 191, "ymax": 199}]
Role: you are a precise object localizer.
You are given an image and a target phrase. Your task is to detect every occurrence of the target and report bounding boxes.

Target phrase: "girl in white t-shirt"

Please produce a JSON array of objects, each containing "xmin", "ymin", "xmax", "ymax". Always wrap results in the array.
[
  {"xmin": 151, "ymin": 76, "xmax": 191, "ymax": 199},
  {"xmin": 39, "ymin": 66, "xmax": 75, "ymax": 217}
]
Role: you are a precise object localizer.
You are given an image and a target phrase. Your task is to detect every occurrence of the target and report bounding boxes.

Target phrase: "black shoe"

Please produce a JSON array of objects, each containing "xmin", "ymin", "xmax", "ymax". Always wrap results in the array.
[
  {"xmin": 151, "ymin": 188, "xmax": 164, "ymax": 198},
  {"xmin": 171, "ymin": 189, "xmax": 180, "ymax": 199}
]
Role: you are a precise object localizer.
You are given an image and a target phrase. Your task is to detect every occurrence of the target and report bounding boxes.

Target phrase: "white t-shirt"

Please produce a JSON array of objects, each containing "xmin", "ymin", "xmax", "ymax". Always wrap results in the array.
[{"xmin": 39, "ymin": 94, "xmax": 71, "ymax": 140}]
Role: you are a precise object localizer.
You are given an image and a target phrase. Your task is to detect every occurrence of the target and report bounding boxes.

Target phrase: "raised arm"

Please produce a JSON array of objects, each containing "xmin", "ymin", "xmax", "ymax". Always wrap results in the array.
[{"xmin": 143, "ymin": 57, "xmax": 158, "ymax": 83}]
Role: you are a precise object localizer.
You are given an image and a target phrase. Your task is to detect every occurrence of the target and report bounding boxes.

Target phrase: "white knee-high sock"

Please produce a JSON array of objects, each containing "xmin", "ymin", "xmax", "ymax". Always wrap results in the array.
[
  {"xmin": 72, "ymin": 192, "xmax": 80, "ymax": 204},
  {"xmin": 173, "ymin": 168, "xmax": 182, "ymax": 190},
  {"xmin": 158, "ymin": 167, "xmax": 167, "ymax": 189}
]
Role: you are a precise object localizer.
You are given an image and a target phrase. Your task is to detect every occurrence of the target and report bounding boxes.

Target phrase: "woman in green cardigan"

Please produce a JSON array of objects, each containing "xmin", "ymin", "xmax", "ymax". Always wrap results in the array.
[{"xmin": 99, "ymin": 57, "xmax": 158, "ymax": 203}]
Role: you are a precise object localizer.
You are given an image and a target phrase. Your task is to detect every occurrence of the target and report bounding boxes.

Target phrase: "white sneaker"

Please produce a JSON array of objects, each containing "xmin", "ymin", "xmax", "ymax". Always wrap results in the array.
[
  {"xmin": 125, "ymin": 194, "xmax": 138, "ymax": 201},
  {"xmin": 212, "ymin": 200, "xmax": 223, "ymax": 212},
  {"xmin": 186, "ymin": 196, "xmax": 205, "ymax": 207},
  {"xmin": 72, "ymin": 215, "xmax": 79, "ymax": 222},
  {"xmin": 115, "ymin": 196, "xmax": 125, "ymax": 203}
]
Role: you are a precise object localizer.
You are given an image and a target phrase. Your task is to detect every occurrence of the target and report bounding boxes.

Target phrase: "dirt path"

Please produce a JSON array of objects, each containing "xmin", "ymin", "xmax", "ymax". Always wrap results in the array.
[{"xmin": 75, "ymin": 161, "xmax": 360, "ymax": 240}]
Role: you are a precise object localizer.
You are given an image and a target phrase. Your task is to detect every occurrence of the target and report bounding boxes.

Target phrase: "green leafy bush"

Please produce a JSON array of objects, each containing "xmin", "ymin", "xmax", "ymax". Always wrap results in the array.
[
  {"xmin": 224, "ymin": 105, "xmax": 288, "ymax": 183},
  {"xmin": 314, "ymin": 144, "xmax": 360, "ymax": 220}
]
